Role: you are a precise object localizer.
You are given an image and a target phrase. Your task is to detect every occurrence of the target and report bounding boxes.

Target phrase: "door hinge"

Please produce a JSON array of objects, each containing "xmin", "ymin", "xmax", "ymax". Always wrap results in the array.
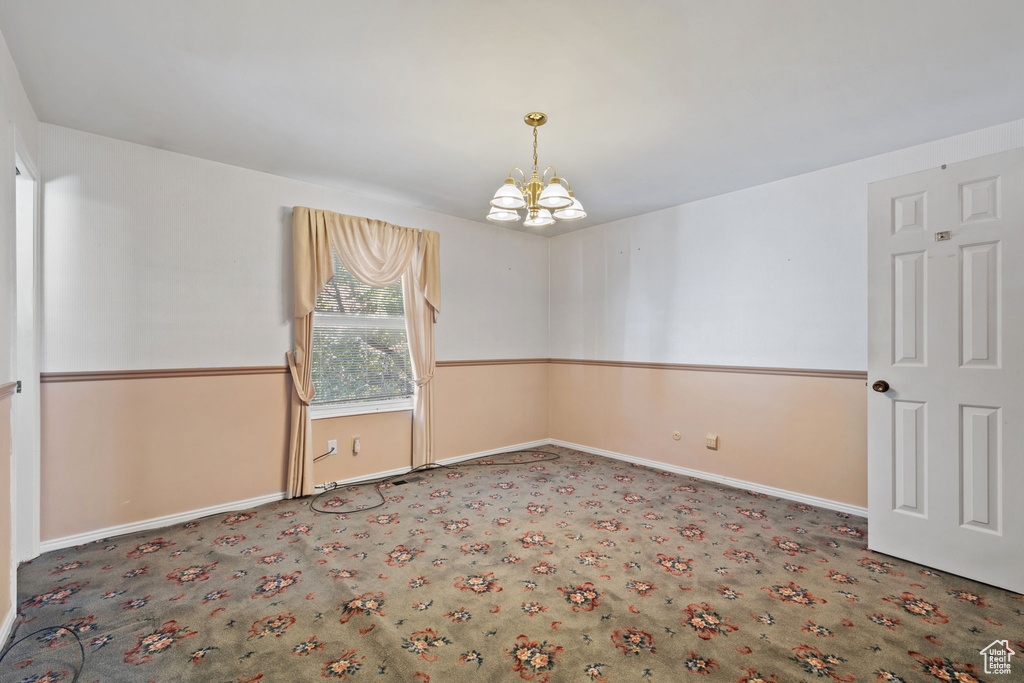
[{"xmin": 15, "ymin": 380, "xmax": 22, "ymax": 393}]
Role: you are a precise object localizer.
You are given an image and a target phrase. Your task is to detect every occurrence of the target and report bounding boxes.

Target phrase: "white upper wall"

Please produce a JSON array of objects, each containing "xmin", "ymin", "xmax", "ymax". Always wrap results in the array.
[
  {"xmin": 0, "ymin": 27, "xmax": 39, "ymax": 384},
  {"xmin": 41, "ymin": 125, "xmax": 549, "ymax": 372},
  {"xmin": 35, "ymin": 112, "xmax": 1024, "ymax": 375},
  {"xmin": 0, "ymin": 28, "xmax": 37, "ymax": 161},
  {"xmin": 549, "ymin": 117, "xmax": 1024, "ymax": 371}
]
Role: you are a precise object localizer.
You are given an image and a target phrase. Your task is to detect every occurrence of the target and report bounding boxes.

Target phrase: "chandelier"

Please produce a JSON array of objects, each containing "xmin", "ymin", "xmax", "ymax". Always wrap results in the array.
[{"xmin": 486, "ymin": 112, "xmax": 586, "ymax": 227}]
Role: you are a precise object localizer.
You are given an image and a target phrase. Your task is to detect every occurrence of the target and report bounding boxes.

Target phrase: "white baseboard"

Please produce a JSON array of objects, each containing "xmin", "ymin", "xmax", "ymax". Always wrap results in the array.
[
  {"xmin": 39, "ymin": 441, "xmax": 556, "ymax": 555},
  {"xmin": 315, "ymin": 466, "xmax": 413, "ymax": 491},
  {"xmin": 37, "ymin": 438, "xmax": 856, "ymax": 558},
  {"xmin": 547, "ymin": 439, "xmax": 868, "ymax": 518},
  {"xmin": 1, "ymin": 604, "xmax": 15, "ymax": 648},
  {"xmin": 39, "ymin": 491, "xmax": 287, "ymax": 555},
  {"xmin": 315, "ymin": 439, "xmax": 553, "ymax": 491},
  {"xmin": 436, "ymin": 439, "xmax": 552, "ymax": 466}
]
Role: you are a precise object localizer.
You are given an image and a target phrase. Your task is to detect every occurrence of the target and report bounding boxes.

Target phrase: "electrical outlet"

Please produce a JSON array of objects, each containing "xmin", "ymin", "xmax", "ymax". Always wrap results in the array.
[
  {"xmin": 705, "ymin": 434, "xmax": 719, "ymax": 450},
  {"xmin": 327, "ymin": 440, "xmax": 337, "ymax": 455},
  {"xmin": 352, "ymin": 436, "xmax": 361, "ymax": 455}
]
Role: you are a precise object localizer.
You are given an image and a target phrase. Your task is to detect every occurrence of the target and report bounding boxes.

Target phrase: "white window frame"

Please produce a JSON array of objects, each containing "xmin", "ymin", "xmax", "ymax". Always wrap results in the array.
[{"xmin": 309, "ymin": 311, "xmax": 414, "ymax": 420}]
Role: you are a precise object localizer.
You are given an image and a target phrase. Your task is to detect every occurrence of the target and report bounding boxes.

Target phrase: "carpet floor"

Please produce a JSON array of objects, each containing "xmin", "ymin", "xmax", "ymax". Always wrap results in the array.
[{"xmin": 5, "ymin": 446, "xmax": 1023, "ymax": 682}]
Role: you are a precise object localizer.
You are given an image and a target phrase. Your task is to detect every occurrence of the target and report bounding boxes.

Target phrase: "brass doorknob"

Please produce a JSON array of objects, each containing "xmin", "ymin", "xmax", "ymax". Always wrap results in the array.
[{"xmin": 872, "ymin": 380, "xmax": 890, "ymax": 393}]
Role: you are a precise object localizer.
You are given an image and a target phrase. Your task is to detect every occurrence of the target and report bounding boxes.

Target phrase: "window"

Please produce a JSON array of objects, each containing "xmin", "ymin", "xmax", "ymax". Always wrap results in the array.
[{"xmin": 310, "ymin": 254, "xmax": 414, "ymax": 418}]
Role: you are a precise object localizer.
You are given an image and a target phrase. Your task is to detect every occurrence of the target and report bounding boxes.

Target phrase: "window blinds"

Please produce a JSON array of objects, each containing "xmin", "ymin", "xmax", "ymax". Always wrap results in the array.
[{"xmin": 311, "ymin": 255, "xmax": 413, "ymax": 405}]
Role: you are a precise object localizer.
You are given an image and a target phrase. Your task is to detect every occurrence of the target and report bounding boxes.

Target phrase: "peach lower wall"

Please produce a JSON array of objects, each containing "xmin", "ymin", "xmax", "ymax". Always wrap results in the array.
[
  {"xmin": 311, "ymin": 362, "xmax": 549, "ymax": 485},
  {"xmin": 40, "ymin": 373, "xmax": 292, "ymax": 541},
  {"xmin": 548, "ymin": 363, "xmax": 868, "ymax": 507},
  {"xmin": 38, "ymin": 361, "xmax": 864, "ymax": 544},
  {"xmin": 1, "ymin": 398, "xmax": 12, "ymax": 624},
  {"xmin": 40, "ymin": 363, "xmax": 551, "ymax": 542},
  {"xmin": 434, "ymin": 362, "xmax": 549, "ymax": 460},
  {"xmin": 312, "ymin": 410, "xmax": 413, "ymax": 484}
]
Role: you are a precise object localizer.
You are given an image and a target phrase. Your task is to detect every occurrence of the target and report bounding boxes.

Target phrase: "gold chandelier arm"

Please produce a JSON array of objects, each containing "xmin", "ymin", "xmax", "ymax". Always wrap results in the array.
[
  {"xmin": 542, "ymin": 168, "xmax": 571, "ymax": 193},
  {"xmin": 508, "ymin": 167, "xmax": 526, "ymax": 187},
  {"xmin": 542, "ymin": 166, "xmax": 559, "ymax": 185}
]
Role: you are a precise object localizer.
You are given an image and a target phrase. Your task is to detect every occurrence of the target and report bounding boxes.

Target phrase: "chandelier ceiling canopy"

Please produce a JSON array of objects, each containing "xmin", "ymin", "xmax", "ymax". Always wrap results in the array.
[{"xmin": 486, "ymin": 112, "xmax": 586, "ymax": 227}]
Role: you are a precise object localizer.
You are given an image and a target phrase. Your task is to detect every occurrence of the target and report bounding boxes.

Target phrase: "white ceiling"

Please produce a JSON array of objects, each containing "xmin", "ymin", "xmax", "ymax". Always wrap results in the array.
[{"xmin": 3, "ymin": 1, "xmax": 1024, "ymax": 237}]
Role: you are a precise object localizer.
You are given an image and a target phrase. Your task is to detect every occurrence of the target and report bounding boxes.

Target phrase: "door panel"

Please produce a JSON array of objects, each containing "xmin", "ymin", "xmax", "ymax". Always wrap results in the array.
[
  {"xmin": 960, "ymin": 405, "xmax": 1000, "ymax": 532},
  {"xmin": 959, "ymin": 242, "xmax": 999, "ymax": 368},
  {"xmin": 868, "ymin": 148, "xmax": 1024, "ymax": 592},
  {"xmin": 892, "ymin": 400, "xmax": 926, "ymax": 516},
  {"xmin": 892, "ymin": 251, "xmax": 927, "ymax": 366}
]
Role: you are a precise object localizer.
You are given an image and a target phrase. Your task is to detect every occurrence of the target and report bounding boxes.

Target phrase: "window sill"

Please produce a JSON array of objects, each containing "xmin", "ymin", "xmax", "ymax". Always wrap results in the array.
[{"xmin": 310, "ymin": 398, "xmax": 414, "ymax": 420}]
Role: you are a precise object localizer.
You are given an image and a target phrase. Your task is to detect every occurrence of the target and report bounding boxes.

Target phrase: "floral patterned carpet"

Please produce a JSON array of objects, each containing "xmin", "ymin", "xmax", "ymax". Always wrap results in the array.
[{"xmin": 5, "ymin": 446, "xmax": 1023, "ymax": 682}]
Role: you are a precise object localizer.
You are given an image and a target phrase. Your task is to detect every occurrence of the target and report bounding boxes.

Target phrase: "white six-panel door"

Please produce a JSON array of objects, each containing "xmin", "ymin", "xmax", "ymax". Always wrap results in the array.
[{"xmin": 867, "ymin": 148, "xmax": 1023, "ymax": 593}]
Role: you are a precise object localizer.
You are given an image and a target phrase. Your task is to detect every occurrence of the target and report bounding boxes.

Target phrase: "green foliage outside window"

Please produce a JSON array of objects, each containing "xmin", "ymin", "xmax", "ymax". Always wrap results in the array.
[{"xmin": 311, "ymin": 255, "xmax": 413, "ymax": 405}]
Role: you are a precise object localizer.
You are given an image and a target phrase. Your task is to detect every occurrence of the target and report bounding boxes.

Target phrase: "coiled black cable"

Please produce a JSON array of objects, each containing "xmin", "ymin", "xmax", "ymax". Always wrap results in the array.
[
  {"xmin": 0, "ymin": 624, "xmax": 85, "ymax": 682},
  {"xmin": 307, "ymin": 449, "xmax": 561, "ymax": 515}
]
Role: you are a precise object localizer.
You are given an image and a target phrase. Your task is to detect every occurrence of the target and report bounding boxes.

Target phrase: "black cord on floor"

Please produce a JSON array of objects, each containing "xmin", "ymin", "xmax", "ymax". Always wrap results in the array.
[
  {"xmin": 0, "ymin": 449, "xmax": 562, "ymax": 680},
  {"xmin": 0, "ymin": 624, "xmax": 85, "ymax": 683},
  {"xmin": 306, "ymin": 449, "xmax": 562, "ymax": 515}
]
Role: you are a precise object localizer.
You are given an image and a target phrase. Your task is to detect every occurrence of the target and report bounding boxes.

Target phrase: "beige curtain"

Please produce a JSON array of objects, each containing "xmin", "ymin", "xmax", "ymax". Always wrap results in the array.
[
  {"xmin": 286, "ymin": 206, "xmax": 441, "ymax": 498},
  {"xmin": 403, "ymin": 229, "xmax": 441, "ymax": 467}
]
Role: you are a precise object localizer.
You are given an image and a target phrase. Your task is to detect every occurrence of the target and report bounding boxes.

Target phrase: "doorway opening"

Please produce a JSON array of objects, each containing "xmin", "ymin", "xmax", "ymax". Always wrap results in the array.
[{"xmin": 14, "ymin": 148, "xmax": 40, "ymax": 563}]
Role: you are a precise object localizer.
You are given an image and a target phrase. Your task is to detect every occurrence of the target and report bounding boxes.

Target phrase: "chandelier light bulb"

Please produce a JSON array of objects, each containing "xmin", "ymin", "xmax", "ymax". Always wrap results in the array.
[
  {"xmin": 486, "ymin": 206, "xmax": 521, "ymax": 222},
  {"xmin": 538, "ymin": 180, "xmax": 573, "ymax": 210},
  {"xmin": 553, "ymin": 196, "xmax": 587, "ymax": 221},
  {"xmin": 490, "ymin": 179, "xmax": 527, "ymax": 210},
  {"xmin": 523, "ymin": 208, "xmax": 555, "ymax": 228}
]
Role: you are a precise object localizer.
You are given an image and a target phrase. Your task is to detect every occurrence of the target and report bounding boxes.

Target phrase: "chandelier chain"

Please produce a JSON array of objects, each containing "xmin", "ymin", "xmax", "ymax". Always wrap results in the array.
[{"xmin": 532, "ymin": 126, "xmax": 538, "ymax": 174}]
